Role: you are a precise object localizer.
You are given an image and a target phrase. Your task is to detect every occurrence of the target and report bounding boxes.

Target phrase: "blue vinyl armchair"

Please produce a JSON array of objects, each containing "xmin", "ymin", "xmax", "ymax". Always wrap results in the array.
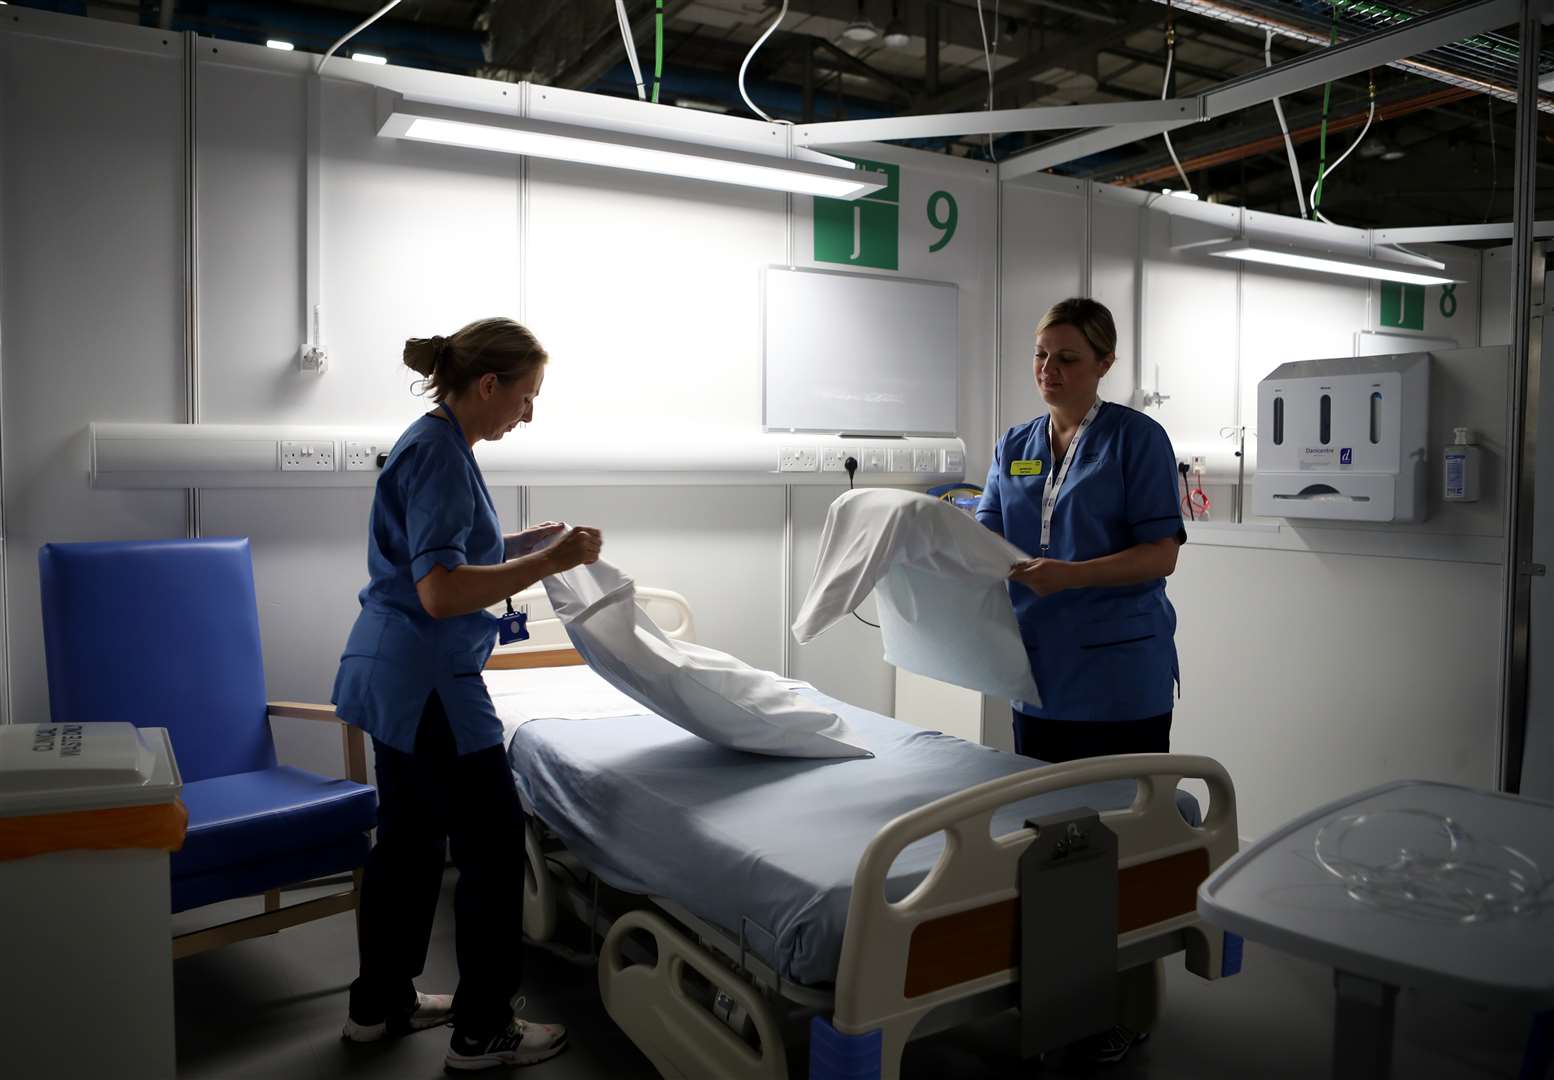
[{"xmin": 38, "ymin": 538, "xmax": 378, "ymax": 959}]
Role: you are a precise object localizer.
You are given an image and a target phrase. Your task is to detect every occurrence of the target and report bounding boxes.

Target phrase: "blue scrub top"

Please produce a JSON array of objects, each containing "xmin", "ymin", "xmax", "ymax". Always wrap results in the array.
[
  {"xmin": 977, "ymin": 402, "xmax": 1185, "ymax": 723},
  {"xmin": 332, "ymin": 406, "xmax": 505, "ymax": 755}
]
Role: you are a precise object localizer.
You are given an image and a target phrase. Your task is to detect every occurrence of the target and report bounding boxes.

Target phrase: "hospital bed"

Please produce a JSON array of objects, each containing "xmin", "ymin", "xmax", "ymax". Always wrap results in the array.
[{"xmin": 487, "ymin": 586, "xmax": 1241, "ymax": 1080}]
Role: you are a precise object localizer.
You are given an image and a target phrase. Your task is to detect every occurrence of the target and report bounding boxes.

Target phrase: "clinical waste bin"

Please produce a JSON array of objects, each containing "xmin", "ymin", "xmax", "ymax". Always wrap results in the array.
[{"xmin": 0, "ymin": 722, "xmax": 185, "ymax": 1080}]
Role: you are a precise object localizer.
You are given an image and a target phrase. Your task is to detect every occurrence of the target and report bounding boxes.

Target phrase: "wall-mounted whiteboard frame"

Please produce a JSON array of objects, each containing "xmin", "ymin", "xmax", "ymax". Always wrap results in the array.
[{"xmin": 762, "ymin": 266, "xmax": 960, "ymax": 437}]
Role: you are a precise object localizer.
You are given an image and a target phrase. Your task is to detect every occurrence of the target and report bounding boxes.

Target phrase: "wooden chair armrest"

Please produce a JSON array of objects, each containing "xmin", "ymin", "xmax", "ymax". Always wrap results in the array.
[
  {"xmin": 267, "ymin": 701, "xmax": 343, "ymax": 724},
  {"xmin": 266, "ymin": 702, "xmax": 369, "ymax": 785}
]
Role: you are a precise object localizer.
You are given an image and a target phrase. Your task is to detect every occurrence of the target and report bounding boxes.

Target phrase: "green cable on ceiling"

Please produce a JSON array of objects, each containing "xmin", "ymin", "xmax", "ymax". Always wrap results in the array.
[
  {"xmin": 652, "ymin": 0, "xmax": 664, "ymax": 104},
  {"xmin": 1310, "ymin": 5, "xmax": 1340, "ymax": 218}
]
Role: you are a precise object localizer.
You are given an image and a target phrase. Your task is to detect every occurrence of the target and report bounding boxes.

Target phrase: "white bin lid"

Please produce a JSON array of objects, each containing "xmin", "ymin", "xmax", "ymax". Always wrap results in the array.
[{"xmin": 0, "ymin": 724, "xmax": 181, "ymax": 817}]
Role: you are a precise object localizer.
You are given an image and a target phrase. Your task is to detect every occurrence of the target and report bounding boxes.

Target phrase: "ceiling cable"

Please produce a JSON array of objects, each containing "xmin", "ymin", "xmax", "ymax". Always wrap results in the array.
[
  {"xmin": 739, "ymin": 0, "xmax": 790, "ymax": 123},
  {"xmin": 316, "ymin": 0, "xmax": 401, "ymax": 74},
  {"xmin": 1310, "ymin": 77, "xmax": 1375, "ymax": 227},
  {"xmin": 975, "ymin": 0, "xmax": 998, "ymax": 160},
  {"xmin": 615, "ymin": 0, "xmax": 648, "ymax": 101},
  {"xmin": 1161, "ymin": 22, "xmax": 1191, "ymax": 192},
  {"xmin": 1266, "ymin": 28, "xmax": 1307, "ymax": 218}
]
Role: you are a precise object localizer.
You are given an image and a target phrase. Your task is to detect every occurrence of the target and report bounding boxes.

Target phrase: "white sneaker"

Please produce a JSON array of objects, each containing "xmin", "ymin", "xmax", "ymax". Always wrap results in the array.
[
  {"xmin": 444, "ymin": 1016, "xmax": 568, "ymax": 1071},
  {"xmin": 341, "ymin": 991, "xmax": 454, "ymax": 1043}
]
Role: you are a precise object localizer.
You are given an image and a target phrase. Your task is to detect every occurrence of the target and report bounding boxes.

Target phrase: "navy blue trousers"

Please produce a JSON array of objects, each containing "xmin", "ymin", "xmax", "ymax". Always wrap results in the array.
[{"xmin": 351, "ymin": 691, "xmax": 525, "ymax": 1040}]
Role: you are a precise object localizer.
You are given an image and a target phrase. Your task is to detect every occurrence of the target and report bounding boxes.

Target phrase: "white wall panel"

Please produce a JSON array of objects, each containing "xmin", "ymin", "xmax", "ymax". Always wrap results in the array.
[
  {"xmin": 1141, "ymin": 210, "xmax": 1240, "ymax": 449},
  {"xmin": 1238, "ymin": 266, "xmax": 1369, "ymax": 429},
  {"xmin": 197, "ymin": 60, "xmax": 309, "ymax": 423},
  {"xmin": 0, "ymin": 34, "xmax": 189, "ymax": 723},
  {"xmin": 1480, "ymin": 245, "xmax": 1515, "ymax": 347},
  {"xmin": 1090, "ymin": 189, "xmax": 1141, "ymax": 408},
  {"xmin": 529, "ymin": 486, "xmax": 785, "ymax": 674},
  {"xmin": 999, "ymin": 183, "xmax": 1084, "ymax": 432},
  {"xmin": 525, "ymin": 160, "xmax": 784, "ymax": 434},
  {"xmin": 788, "ymin": 484, "xmax": 893, "ymax": 715},
  {"xmin": 295, "ymin": 79, "xmax": 521, "ymax": 426},
  {"xmin": 1172, "ymin": 545, "xmax": 1501, "ymax": 838}
]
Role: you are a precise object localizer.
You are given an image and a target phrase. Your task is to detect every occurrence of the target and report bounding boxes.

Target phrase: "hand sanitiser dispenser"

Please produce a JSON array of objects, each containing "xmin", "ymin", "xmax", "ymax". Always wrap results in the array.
[{"xmin": 1254, "ymin": 353, "xmax": 1430, "ymax": 523}]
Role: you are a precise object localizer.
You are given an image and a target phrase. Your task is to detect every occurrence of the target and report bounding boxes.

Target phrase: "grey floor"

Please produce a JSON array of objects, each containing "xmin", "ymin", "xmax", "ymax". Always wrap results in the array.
[{"xmin": 173, "ymin": 872, "xmax": 1537, "ymax": 1079}]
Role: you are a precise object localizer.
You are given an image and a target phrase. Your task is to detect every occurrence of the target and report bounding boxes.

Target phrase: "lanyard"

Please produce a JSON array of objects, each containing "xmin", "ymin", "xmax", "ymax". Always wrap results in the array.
[{"xmin": 1038, "ymin": 399, "xmax": 1102, "ymax": 555}]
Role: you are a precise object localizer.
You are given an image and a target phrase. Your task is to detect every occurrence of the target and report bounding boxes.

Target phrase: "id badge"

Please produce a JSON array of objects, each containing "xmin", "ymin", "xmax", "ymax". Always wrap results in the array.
[
  {"xmin": 1010, "ymin": 459, "xmax": 1044, "ymax": 476},
  {"xmin": 497, "ymin": 609, "xmax": 529, "ymax": 645}
]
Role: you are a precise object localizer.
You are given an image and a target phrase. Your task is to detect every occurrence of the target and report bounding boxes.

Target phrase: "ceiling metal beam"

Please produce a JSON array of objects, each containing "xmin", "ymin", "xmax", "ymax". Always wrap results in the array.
[
  {"xmin": 999, "ymin": 119, "xmax": 1195, "ymax": 179},
  {"xmin": 1375, "ymin": 221, "xmax": 1554, "ymax": 242},
  {"xmin": 793, "ymin": 96, "xmax": 1201, "ymax": 145}
]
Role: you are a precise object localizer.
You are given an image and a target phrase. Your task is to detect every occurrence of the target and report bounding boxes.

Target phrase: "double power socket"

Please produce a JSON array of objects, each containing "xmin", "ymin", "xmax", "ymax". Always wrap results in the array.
[{"xmin": 278, "ymin": 440, "xmax": 384, "ymax": 472}]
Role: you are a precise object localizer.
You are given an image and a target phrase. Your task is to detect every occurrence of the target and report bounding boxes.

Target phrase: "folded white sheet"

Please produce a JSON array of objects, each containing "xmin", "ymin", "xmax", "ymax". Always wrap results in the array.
[
  {"xmin": 485, "ymin": 664, "xmax": 647, "ymax": 749},
  {"xmin": 792, "ymin": 489, "xmax": 1041, "ymax": 704}
]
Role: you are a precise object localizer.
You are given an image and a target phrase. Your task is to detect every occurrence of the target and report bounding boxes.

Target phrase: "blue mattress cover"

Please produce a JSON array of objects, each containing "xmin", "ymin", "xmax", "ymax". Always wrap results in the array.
[{"xmin": 509, "ymin": 689, "xmax": 1201, "ymax": 986}]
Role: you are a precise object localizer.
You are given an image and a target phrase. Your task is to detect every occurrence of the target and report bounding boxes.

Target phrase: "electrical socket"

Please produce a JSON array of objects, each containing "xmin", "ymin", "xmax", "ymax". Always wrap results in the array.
[
  {"xmin": 344, "ymin": 441, "xmax": 384, "ymax": 472},
  {"xmin": 1189, "ymin": 455, "xmax": 1206, "ymax": 472},
  {"xmin": 778, "ymin": 447, "xmax": 819, "ymax": 472},
  {"xmin": 280, "ymin": 440, "xmax": 336, "ymax": 472},
  {"xmin": 859, "ymin": 448, "xmax": 888, "ymax": 473},
  {"xmin": 889, "ymin": 448, "xmax": 915, "ymax": 473},
  {"xmin": 944, "ymin": 448, "xmax": 966, "ymax": 475},
  {"xmin": 820, "ymin": 449, "xmax": 851, "ymax": 473},
  {"xmin": 913, "ymin": 449, "xmax": 940, "ymax": 473}
]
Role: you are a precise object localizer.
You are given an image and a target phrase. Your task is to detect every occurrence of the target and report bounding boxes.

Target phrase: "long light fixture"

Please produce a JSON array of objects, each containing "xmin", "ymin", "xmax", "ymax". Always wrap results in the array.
[
  {"xmin": 377, "ymin": 96, "xmax": 888, "ymax": 201},
  {"xmin": 1197, "ymin": 238, "xmax": 1457, "ymax": 286}
]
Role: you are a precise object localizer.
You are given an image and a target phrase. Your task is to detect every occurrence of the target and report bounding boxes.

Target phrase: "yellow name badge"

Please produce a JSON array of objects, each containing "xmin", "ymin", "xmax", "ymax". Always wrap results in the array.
[{"xmin": 1010, "ymin": 460, "xmax": 1044, "ymax": 476}]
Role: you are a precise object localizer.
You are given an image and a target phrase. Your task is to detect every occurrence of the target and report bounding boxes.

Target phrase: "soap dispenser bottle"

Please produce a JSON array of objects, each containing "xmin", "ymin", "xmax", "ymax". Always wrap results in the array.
[{"xmin": 1443, "ymin": 427, "xmax": 1480, "ymax": 502}]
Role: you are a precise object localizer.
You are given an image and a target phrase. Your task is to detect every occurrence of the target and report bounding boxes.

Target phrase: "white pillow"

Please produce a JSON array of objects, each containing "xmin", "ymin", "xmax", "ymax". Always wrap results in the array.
[{"xmin": 542, "ymin": 560, "xmax": 872, "ymax": 759}]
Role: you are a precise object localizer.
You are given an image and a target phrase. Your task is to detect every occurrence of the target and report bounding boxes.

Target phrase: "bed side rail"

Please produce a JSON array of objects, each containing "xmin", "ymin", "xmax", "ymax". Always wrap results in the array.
[{"xmin": 832, "ymin": 753, "xmax": 1238, "ymax": 1037}]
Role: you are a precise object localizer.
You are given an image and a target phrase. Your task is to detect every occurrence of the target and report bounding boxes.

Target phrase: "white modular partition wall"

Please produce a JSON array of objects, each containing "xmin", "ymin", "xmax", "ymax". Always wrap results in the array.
[
  {"xmin": 0, "ymin": 12, "xmax": 996, "ymax": 764},
  {"xmin": 0, "ymin": 23, "xmax": 192, "ymax": 727}
]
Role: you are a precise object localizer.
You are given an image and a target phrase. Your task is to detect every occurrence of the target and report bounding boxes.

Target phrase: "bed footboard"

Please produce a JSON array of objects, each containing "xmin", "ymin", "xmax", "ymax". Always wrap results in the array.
[
  {"xmin": 825, "ymin": 753, "xmax": 1239, "ymax": 1079},
  {"xmin": 599, "ymin": 909, "xmax": 789, "ymax": 1080}
]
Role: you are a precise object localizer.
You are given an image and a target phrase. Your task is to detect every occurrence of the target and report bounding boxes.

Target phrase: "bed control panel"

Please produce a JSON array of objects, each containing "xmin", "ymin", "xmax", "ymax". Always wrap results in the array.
[{"xmin": 1019, "ymin": 808, "xmax": 1119, "ymax": 1059}]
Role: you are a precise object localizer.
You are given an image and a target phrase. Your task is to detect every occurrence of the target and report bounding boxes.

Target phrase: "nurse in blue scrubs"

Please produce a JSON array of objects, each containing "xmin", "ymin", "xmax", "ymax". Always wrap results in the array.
[
  {"xmin": 333, "ymin": 318, "xmax": 602, "ymax": 1072},
  {"xmin": 978, "ymin": 299, "xmax": 1186, "ymax": 1066},
  {"xmin": 977, "ymin": 297, "xmax": 1186, "ymax": 764}
]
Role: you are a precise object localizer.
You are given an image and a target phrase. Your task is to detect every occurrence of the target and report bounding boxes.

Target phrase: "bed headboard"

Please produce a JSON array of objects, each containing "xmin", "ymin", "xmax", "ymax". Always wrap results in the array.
[{"xmin": 484, "ymin": 583, "xmax": 695, "ymax": 670}]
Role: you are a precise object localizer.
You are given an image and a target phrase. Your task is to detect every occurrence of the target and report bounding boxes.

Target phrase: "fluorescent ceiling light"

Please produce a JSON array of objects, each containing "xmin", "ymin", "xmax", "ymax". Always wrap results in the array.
[
  {"xmin": 1199, "ymin": 239, "xmax": 1455, "ymax": 285},
  {"xmin": 378, "ymin": 97, "xmax": 888, "ymax": 201},
  {"xmin": 266, "ymin": 39, "xmax": 295, "ymax": 51},
  {"xmin": 1162, "ymin": 188, "xmax": 1200, "ymax": 201},
  {"xmin": 352, "ymin": 52, "xmax": 388, "ymax": 65}
]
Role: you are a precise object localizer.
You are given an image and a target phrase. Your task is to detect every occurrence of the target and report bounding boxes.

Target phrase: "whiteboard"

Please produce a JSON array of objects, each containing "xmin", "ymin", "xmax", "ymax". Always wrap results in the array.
[{"xmin": 763, "ymin": 267, "xmax": 959, "ymax": 436}]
